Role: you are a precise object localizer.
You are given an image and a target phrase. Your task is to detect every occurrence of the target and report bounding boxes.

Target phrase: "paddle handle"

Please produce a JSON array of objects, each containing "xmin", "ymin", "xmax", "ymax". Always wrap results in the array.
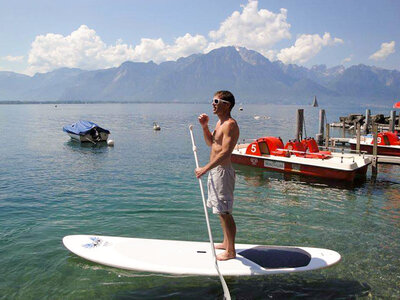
[{"xmin": 189, "ymin": 125, "xmax": 231, "ymax": 300}]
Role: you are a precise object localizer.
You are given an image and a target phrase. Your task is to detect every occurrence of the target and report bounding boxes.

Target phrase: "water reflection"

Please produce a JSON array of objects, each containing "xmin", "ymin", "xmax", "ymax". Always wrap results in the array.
[
  {"xmin": 234, "ymin": 164, "xmax": 367, "ymax": 191},
  {"xmin": 63, "ymin": 140, "xmax": 111, "ymax": 173},
  {"xmin": 382, "ymin": 190, "xmax": 400, "ymax": 227},
  {"xmin": 65, "ymin": 140, "xmax": 109, "ymax": 150}
]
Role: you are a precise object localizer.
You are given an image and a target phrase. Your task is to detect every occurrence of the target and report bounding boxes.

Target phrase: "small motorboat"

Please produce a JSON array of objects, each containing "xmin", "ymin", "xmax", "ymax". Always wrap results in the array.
[
  {"xmin": 63, "ymin": 120, "xmax": 110, "ymax": 144},
  {"xmin": 348, "ymin": 131, "xmax": 400, "ymax": 156},
  {"xmin": 231, "ymin": 136, "xmax": 371, "ymax": 182}
]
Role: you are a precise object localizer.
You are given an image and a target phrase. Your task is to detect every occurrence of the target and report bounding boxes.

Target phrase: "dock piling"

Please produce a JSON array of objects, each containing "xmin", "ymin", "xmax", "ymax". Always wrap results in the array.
[
  {"xmin": 296, "ymin": 109, "xmax": 304, "ymax": 141},
  {"xmin": 316, "ymin": 109, "xmax": 325, "ymax": 145},
  {"xmin": 364, "ymin": 109, "xmax": 371, "ymax": 134},
  {"xmin": 325, "ymin": 123, "xmax": 330, "ymax": 148},
  {"xmin": 389, "ymin": 110, "xmax": 396, "ymax": 133},
  {"xmin": 371, "ymin": 122, "xmax": 378, "ymax": 177},
  {"xmin": 356, "ymin": 123, "xmax": 361, "ymax": 153},
  {"xmin": 342, "ymin": 119, "xmax": 346, "ymax": 138},
  {"xmin": 353, "ymin": 120, "xmax": 357, "ymax": 135}
]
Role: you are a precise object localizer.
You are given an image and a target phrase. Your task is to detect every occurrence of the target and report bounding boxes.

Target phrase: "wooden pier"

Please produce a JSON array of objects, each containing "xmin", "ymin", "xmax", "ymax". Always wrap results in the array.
[
  {"xmin": 295, "ymin": 109, "xmax": 400, "ymax": 170},
  {"xmin": 330, "ymin": 111, "xmax": 399, "ymax": 133},
  {"xmin": 317, "ymin": 110, "xmax": 400, "ymax": 166},
  {"xmin": 329, "ymin": 137, "xmax": 350, "ymax": 145},
  {"xmin": 366, "ymin": 154, "xmax": 400, "ymax": 164},
  {"xmin": 320, "ymin": 145, "xmax": 400, "ymax": 165}
]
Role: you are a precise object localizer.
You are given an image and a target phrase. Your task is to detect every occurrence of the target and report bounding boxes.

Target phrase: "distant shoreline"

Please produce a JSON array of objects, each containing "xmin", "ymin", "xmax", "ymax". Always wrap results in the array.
[
  {"xmin": 0, "ymin": 100, "xmax": 393, "ymax": 109},
  {"xmin": 0, "ymin": 100, "xmax": 204, "ymax": 105}
]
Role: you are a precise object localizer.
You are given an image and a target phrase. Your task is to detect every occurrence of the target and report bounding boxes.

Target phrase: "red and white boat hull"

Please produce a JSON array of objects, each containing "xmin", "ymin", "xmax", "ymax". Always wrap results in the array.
[
  {"xmin": 231, "ymin": 147, "xmax": 371, "ymax": 182},
  {"xmin": 349, "ymin": 142, "xmax": 400, "ymax": 156}
]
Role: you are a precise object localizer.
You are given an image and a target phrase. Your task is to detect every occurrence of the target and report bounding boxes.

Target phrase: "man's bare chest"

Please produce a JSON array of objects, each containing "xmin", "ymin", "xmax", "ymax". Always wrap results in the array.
[{"xmin": 212, "ymin": 128, "xmax": 224, "ymax": 145}]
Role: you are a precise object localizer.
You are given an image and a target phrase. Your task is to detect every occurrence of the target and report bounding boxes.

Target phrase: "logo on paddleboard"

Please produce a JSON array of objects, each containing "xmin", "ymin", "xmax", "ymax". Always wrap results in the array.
[{"xmin": 83, "ymin": 237, "xmax": 110, "ymax": 248}]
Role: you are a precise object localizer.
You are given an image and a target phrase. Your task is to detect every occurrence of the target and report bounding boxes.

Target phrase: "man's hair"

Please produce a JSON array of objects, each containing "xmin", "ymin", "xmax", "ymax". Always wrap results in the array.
[{"xmin": 215, "ymin": 90, "xmax": 235, "ymax": 110}]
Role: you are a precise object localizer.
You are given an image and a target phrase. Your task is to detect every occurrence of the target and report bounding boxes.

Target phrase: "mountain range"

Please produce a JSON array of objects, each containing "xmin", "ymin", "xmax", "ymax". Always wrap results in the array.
[{"xmin": 1, "ymin": 46, "xmax": 399, "ymax": 106}]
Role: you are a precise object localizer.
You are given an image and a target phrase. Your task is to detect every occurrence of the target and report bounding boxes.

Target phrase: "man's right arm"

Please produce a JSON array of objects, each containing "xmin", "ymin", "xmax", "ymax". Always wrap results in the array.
[
  {"xmin": 198, "ymin": 113, "xmax": 213, "ymax": 147},
  {"xmin": 202, "ymin": 125, "xmax": 213, "ymax": 147}
]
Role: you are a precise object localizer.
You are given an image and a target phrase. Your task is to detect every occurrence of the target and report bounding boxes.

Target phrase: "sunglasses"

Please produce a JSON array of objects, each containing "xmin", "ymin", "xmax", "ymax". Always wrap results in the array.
[{"xmin": 212, "ymin": 98, "xmax": 230, "ymax": 105}]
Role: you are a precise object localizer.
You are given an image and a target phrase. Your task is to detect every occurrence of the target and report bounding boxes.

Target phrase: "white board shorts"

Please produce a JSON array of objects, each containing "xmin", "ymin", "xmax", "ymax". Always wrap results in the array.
[{"xmin": 207, "ymin": 165, "xmax": 235, "ymax": 215}]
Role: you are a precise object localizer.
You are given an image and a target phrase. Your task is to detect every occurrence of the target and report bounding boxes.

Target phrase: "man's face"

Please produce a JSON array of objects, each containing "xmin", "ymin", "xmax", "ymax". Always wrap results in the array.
[{"xmin": 212, "ymin": 97, "xmax": 230, "ymax": 114}]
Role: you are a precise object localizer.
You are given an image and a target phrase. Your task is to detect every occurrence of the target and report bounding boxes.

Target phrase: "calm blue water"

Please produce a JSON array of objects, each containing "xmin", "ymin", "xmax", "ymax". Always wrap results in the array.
[{"xmin": 0, "ymin": 103, "xmax": 399, "ymax": 299}]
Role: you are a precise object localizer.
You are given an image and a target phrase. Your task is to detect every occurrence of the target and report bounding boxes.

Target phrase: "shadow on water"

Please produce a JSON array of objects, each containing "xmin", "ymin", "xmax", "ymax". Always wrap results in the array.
[
  {"xmin": 65, "ymin": 257, "xmax": 370, "ymax": 299},
  {"xmin": 234, "ymin": 164, "xmax": 368, "ymax": 191},
  {"xmin": 368, "ymin": 177, "xmax": 400, "ymax": 188},
  {"xmin": 113, "ymin": 276, "xmax": 371, "ymax": 299}
]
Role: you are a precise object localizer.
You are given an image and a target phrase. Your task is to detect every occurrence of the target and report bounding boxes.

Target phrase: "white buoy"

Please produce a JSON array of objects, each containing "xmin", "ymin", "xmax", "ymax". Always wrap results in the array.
[
  {"xmin": 153, "ymin": 122, "xmax": 161, "ymax": 131},
  {"xmin": 107, "ymin": 139, "xmax": 114, "ymax": 147}
]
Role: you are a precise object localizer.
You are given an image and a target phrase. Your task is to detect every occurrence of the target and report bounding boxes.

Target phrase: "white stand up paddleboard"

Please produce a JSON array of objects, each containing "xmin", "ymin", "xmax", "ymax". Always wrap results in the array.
[{"xmin": 63, "ymin": 235, "xmax": 341, "ymax": 276}]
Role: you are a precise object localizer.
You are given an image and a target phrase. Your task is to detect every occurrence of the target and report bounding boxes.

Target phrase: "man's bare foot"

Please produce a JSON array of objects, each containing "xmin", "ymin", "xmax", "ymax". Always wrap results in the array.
[
  {"xmin": 215, "ymin": 243, "xmax": 226, "ymax": 250},
  {"xmin": 217, "ymin": 251, "xmax": 236, "ymax": 261}
]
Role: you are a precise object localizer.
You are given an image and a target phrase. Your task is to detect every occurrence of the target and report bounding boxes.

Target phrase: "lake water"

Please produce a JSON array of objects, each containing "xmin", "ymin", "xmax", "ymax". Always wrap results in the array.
[{"xmin": 0, "ymin": 103, "xmax": 399, "ymax": 299}]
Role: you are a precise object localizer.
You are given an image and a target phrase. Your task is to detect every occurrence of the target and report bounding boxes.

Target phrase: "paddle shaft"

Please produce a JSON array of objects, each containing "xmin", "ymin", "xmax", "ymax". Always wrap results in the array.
[{"xmin": 189, "ymin": 125, "xmax": 231, "ymax": 300}]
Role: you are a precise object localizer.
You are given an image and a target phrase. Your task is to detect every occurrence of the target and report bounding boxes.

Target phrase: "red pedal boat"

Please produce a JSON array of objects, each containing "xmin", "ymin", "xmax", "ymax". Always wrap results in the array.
[
  {"xmin": 231, "ymin": 137, "xmax": 371, "ymax": 182},
  {"xmin": 348, "ymin": 131, "xmax": 400, "ymax": 157}
]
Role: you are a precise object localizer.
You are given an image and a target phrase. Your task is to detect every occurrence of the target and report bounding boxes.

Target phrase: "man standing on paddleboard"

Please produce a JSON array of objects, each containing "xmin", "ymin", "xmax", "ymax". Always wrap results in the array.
[{"xmin": 195, "ymin": 90, "xmax": 240, "ymax": 261}]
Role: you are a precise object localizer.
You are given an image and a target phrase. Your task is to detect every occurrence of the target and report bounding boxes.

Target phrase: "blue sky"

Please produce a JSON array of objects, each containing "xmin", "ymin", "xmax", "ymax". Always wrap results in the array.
[{"xmin": 0, "ymin": 0, "xmax": 399, "ymax": 75}]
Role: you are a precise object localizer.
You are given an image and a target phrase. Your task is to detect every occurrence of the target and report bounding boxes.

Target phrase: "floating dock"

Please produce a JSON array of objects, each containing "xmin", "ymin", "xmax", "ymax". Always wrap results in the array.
[
  {"xmin": 365, "ymin": 154, "xmax": 400, "ymax": 165},
  {"xmin": 329, "ymin": 138, "xmax": 350, "ymax": 145}
]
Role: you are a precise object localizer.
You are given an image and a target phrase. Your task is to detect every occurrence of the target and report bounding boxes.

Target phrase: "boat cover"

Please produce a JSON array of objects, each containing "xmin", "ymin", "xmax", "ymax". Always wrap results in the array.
[{"xmin": 63, "ymin": 120, "xmax": 110, "ymax": 135}]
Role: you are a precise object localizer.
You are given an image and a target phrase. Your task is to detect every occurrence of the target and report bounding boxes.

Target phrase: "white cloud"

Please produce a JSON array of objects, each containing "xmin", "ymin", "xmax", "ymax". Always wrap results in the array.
[
  {"xmin": 341, "ymin": 55, "xmax": 352, "ymax": 64},
  {"xmin": 131, "ymin": 38, "xmax": 165, "ymax": 63},
  {"xmin": 26, "ymin": 25, "xmax": 135, "ymax": 75},
  {"xmin": 369, "ymin": 41, "xmax": 395, "ymax": 61},
  {"xmin": 276, "ymin": 32, "xmax": 343, "ymax": 64},
  {"xmin": 263, "ymin": 50, "xmax": 278, "ymax": 61},
  {"xmin": 23, "ymin": 1, "xmax": 346, "ymax": 74},
  {"xmin": 2, "ymin": 55, "xmax": 24, "ymax": 62},
  {"xmin": 132, "ymin": 33, "xmax": 208, "ymax": 63},
  {"xmin": 207, "ymin": 0, "xmax": 291, "ymax": 56},
  {"xmin": 24, "ymin": 0, "xmax": 292, "ymax": 74},
  {"xmin": 25, "ymin": 25, "xmax": 208, "ymax": 74}
]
